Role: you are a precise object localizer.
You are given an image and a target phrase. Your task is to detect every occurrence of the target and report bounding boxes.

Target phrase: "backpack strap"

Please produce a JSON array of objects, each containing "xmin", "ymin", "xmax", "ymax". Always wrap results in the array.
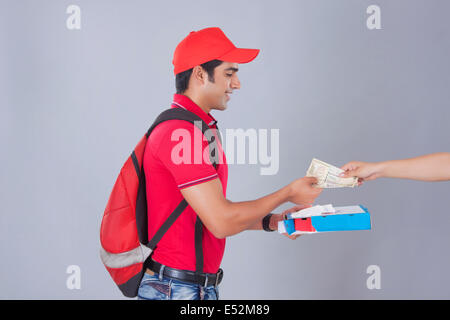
[
  {"xmin": 137, "ymin": 108, "xmax": 220, "ymax": 275},
  {"xmin": 194, "ymin": 217, "xmax": 204, "ymax": 275},
  {"xmin": 146, "ymin": 108, "xmax": 221, "ymax": 169}
]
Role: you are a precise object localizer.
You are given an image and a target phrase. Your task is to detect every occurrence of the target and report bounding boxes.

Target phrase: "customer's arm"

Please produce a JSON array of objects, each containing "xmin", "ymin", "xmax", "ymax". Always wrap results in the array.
[
  {"xmin": 340, "ymin": 152, "xmax": 450, "ymax": 182},
  {"xmin": 180, "ymin": 177, "xmax": 322, "ymax": 239}
]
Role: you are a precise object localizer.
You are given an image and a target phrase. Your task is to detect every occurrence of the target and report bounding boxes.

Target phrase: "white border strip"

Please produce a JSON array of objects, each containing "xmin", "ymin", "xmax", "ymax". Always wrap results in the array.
[{"xmin": 177, "ymin": 173, "xmax": 218, "ymax": 188}]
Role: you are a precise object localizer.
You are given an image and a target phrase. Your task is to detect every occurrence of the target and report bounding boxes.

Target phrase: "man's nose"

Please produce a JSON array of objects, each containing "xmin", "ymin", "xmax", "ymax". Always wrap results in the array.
[{"xmin": 231, "ymin": 75, "xmax": 241, "ymax": 90}]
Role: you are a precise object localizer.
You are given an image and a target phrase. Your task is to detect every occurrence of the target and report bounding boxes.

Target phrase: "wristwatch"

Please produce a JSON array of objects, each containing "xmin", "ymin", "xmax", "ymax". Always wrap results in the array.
[{"xmin": 262, "ymin": 213, "xmax": 275, "ymax": 232}]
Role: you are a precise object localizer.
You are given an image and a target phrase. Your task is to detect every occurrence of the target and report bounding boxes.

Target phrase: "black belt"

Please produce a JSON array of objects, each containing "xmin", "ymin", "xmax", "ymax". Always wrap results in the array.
[{"xmin": 146, "ymin": 259, "xmax": 223, "ymax": 287}]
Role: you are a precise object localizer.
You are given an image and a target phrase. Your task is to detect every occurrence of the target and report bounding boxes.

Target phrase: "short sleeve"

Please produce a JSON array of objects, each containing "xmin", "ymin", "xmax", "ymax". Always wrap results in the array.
[{"xmin": 149, "ymin": 120, "xmax": 219, "ymax": 189}]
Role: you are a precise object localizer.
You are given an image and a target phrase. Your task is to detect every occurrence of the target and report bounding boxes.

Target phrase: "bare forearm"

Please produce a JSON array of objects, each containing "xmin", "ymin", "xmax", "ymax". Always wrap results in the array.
[
  {"xmin": 379, "ymin": 152, "xmax": 450, "ymax": 181},
  {"xmin": 222, "ymin": 185, "xmax": 290, "ymax": 236},
  {"xmin": 181, "ymin": 176, "xmax": 321, "ymax": 239},
  {"xmin": 247, "ymin": 219, "xmax": 264, "ymax": 230}
]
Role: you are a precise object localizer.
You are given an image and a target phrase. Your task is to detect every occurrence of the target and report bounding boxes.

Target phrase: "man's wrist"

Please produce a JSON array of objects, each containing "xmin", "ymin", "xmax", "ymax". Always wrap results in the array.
[
  {"xmin": 269, "ymin": 213, "xmax": 279, "ymax": 231},
  {"xmin": 262, "ymin": 213, "xmax": 275, "ymax": 232}
]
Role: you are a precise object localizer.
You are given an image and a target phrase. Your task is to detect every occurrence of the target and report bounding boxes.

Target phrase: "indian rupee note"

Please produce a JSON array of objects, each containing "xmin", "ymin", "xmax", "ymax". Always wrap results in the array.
[{"xmin": 306, "ymin": 158, "xmax": 357, "ymax": 188}]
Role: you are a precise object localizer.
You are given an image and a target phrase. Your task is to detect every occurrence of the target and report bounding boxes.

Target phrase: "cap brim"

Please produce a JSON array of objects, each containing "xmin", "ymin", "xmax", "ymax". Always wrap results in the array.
[{"xmin": 218, "ymin": 47, "xmax": 260, "ymax": 64}]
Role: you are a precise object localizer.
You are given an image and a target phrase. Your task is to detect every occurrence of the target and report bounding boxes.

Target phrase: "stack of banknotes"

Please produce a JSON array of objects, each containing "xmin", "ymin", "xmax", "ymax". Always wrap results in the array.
[{"xmin": 306, "ymin": 158, "xmax": 358, "ymax": 188}]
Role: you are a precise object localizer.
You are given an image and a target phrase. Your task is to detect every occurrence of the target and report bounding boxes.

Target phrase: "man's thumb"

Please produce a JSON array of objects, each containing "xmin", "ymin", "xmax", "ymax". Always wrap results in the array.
[{"xmin": 305, "ymin": 176, "xmax": 319, "ymax": 184}]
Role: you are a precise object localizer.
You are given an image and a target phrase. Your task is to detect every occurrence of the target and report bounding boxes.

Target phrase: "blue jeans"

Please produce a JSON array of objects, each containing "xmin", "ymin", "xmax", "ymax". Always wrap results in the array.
[{"xmin": 137, "ymin": 272, "xmax": 220, "ymax": 300}]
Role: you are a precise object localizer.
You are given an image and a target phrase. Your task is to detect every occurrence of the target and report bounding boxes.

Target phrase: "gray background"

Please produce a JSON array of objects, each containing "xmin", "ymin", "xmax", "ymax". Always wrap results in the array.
[{"xmin": 1, "ymin": 0, "xmax": 449, "ymax": 299}]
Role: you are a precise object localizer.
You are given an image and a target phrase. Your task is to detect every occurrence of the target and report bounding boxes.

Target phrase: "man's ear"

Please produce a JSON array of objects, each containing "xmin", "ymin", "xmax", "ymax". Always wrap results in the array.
[{"xmin": 192, "ymin": 65, "xmax": 206, "ymax": 85}]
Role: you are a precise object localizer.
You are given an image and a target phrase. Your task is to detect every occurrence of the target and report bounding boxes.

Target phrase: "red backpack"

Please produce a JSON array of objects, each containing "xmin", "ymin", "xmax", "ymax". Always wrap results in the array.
[{"xmin": 99, "ymin": 107, "xmax": 220, "ymax": 297}]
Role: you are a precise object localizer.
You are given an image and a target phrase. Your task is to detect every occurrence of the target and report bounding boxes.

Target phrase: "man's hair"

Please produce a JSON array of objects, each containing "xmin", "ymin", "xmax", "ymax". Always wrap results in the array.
[{"xmin": 175, "ymin": 60, "xmax": 223, "ymax": 94}]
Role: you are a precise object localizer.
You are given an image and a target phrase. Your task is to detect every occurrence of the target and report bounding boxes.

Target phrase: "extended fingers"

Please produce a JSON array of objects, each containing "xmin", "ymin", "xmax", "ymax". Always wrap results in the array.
[{"xmin": 340, "ymin": 162, "xmax": 356, "ymax": 172}]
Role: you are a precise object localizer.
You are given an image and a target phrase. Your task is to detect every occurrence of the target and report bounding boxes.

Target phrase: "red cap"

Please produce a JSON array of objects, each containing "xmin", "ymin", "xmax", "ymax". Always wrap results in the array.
[{"xmin": 172, "ymin": 27, "xmax": 260, "ymax": 75}]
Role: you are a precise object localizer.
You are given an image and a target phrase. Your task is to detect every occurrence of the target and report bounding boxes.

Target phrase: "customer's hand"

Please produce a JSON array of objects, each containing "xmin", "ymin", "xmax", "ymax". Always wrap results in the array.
[{"xmin": 340, "ymin": 161, "xmax": 383, "ymax": 185}]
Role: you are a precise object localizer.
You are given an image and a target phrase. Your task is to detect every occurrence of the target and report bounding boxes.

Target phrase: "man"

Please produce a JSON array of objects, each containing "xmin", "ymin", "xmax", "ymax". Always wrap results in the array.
[
  {"xmin": 138, "ymin": 27, "xmax": 322, "ymax": 300},
  {"xmin": 340, "ymin": 152, "xmax": 450, "ymax": 183}
]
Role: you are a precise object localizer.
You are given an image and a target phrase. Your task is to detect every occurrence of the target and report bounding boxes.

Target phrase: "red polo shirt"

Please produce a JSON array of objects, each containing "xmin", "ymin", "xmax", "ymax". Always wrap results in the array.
[{"xmin": 143, "ymin": 94, "xmax": 228, "ymax": 274}]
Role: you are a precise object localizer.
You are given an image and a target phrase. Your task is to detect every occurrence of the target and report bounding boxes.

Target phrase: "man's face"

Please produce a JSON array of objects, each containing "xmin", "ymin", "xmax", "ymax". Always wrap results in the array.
[{"xmin": 201, "ymin": 62, "xmax": 241, "ymax": 111}]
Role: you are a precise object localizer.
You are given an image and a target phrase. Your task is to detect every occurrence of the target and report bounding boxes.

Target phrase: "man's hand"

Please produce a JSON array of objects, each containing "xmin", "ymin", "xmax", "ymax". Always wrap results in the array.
[
  {"xmin": 287, "ymin": 177, "xmax": 323, "ymax": 205},
  {"xmin": 340, "ymin": 161, "xmax": 383, "ymax": 185},
  {"xmin": 271, "ymin": 204, "xmax": 311, "ymax": 240}
]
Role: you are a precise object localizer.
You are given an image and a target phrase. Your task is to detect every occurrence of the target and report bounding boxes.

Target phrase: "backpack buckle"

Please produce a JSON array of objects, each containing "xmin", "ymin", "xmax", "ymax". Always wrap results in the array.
[{"xmin": 215, "ymin": 269, "xmax": 223, "ymax": 288}]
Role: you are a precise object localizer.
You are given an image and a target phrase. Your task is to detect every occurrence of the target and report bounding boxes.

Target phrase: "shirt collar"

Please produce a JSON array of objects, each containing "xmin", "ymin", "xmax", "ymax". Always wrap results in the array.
[{"xmin": 171, "ymin": 94, "xmax": 218, "ymax": 127}]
